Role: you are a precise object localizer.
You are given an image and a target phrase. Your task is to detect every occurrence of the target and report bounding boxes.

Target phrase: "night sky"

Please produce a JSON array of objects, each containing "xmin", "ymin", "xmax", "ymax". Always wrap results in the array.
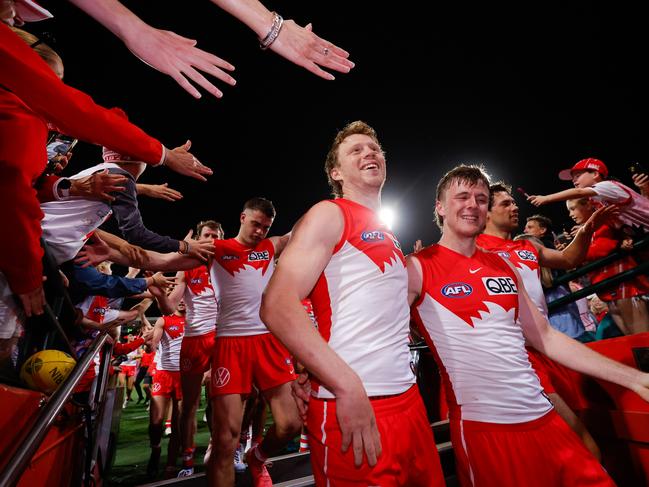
[{"xmin": 28, "ymin": 0, "xmax": 648, "ymax": 250}]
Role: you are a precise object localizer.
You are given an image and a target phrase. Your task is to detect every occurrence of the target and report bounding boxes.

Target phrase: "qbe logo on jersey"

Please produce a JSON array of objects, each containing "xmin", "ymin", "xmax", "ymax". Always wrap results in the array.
[
  {"xmin": 248, "ymin": 250, "xmax": 270, "ymax": 262},
  {"xmin": 515, "ymin": 250, "xmax": 537, "ymax": 262},
  {"xmin": 441, "ymin": 282, "xmax": 473, "ymax": 298},
  {"xmin": 482, "ymin": 277, "xmax": 518, "ymax": 295}
]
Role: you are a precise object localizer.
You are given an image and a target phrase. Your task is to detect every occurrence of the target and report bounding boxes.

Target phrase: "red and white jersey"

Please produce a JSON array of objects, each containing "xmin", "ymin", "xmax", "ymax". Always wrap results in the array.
[
  {"xmin": 78, "ymin": 295, "xmax": 120, "ymax": 324},
  {"xmin": 477, "ymin": 233, "xmax": 548, "ymax": 317},
  {"xmin": 209, "ymin": 238, "xmax": 275, "ymax": 337},
  {"xmin": 40, "ymin": 163, "xmax": 118, "ymax": 264},
  {"xmin": 121, "ymin": 349, "xmax": 139, "ymax": 367},
  {"xmin": 310, "ymin": 199, "xmax": 415, "ymax": 399},
  {"xmin": 157, "ymin": 314, "xmax": 185, "ymax": 371},
  {"xmin": 411, "ymin": 244, "xmax": 552, "ymax": 424},
  {"xmin": 592, "ymin": 180, "xmax": 649, "ymax": 231},
  {"xmin": 301, "ymin": 298, "xmax": 318, "ymax": 328},
  {"xmin": 183, "ymin": 265, "xmax": 218, "ymax": 337}
]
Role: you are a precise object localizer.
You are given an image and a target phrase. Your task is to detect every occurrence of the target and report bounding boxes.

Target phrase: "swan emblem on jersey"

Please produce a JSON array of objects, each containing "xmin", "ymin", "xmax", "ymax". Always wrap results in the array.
[
  {"xmin": 352, "ymin": 228, "xmax": 406, "ymax": 272},
  {"xmin": 165, "ymin": 321, "xmax": 185, "ymax": 339},
  {"xmin": 218, "ymin": 248, "xmax": 274, "ymax": 276},
  {"xmin": 438, "ymin": 274, "xmax": 519, "ymax": 327}
]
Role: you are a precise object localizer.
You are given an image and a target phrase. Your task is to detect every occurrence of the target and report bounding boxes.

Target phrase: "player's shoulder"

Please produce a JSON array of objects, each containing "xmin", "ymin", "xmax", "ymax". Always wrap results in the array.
[{"xmin": 297, "ymin": 200, "xmax": 344, "ymax": 231}]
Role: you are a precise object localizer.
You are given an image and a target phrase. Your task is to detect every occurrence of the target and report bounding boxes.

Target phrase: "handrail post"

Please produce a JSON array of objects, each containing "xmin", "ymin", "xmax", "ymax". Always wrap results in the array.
[{"xmin": 0, "ymin": 333, "xmax": 113, "ymax": 487}]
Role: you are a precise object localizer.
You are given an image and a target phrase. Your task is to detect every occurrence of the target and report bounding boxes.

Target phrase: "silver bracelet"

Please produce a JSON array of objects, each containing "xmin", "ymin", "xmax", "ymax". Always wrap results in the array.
[{"xmin": 259, "ymin": 12, "xmax": 283, "ymax": 50}]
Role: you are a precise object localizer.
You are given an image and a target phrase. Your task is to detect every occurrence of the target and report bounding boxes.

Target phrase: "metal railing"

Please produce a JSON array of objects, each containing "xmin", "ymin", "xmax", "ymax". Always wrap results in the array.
[
  {"xmin": 0, "ymin": 332, "xmax": 114, "ymax": 487},
  {"xmin": 547, "ymin": 235, "xmax": 648, "ymax": 311}
]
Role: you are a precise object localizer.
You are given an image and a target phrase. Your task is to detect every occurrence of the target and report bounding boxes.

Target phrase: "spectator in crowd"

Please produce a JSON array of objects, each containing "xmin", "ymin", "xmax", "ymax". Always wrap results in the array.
[
  {"xmin": 0, "ymin": 22, "xmax": 211, "ymax": 319},
  {"xmin": 66, "ymin": 0, "xmax": 354, "ymax": 98},
  {"xmin": 566, "ymin": 197, "xmax": 649, "ymax": 335},
  {"xmin": 524, "ymin": 214, "xmax": 555, "ymax": 249},
  {"xmin": 631, "ymin": 166, "xmax": 649, "ymax": 198},
  {"xmin": 5, "ymin": 0, "xmax": 353, "ymax": 99},
  {"xmin": 529, "ymin": 158, "xmax": 649, "ymax": 235}
]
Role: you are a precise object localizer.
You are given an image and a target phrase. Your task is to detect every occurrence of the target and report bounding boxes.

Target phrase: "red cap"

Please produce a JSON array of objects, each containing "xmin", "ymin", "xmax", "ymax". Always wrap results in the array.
[
  {"xmin": 558, "ymin": 158, "xmax": 609, "ymax": 181},
  {"xmin": 14, "ymin": 1, "xmax": 53, "ymax": 23}
]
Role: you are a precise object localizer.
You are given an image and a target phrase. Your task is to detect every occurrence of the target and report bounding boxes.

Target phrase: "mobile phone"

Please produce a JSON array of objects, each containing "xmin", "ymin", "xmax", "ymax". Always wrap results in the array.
[
  {"xmin": 516, "ymin": 187, "xmax": 530, "ymax": 198},
  {"xmin": 45, "ymin": 134, "xmax": 78, "ymax": 174},
  {"xmin": 629, "ymin": 161, "xmax": 647, "ymax": 175},
  {"xmin": 554, "ymin": 230, "xmax": 572, "ymax": 246},
  {"xmin": 46, "ymin": 134, "xmax": 78, "ymax": 162}
]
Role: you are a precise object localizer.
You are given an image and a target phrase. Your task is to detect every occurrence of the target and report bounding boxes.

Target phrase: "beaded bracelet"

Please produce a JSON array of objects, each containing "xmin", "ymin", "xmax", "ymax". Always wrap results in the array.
[{"xmin": 259, "ymin": 12, "xmax": 284, "ymax": 50}]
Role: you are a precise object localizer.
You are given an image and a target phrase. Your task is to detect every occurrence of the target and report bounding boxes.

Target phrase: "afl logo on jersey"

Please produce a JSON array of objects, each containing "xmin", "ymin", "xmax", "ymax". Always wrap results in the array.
[
  {"xmin": 482, "ymin": 277, "xmax": 518, "ymax": 295},
  {"xmin": 221, "ymin": 255, "xmax": 239, "ymax": 261},
  {"xmin": 515, "ymin": 250, "xmax": 537, "ymax": 262},
  {"xmin": 169, "ymin": 325, "xmax": 179, "ymax": 332},
  {"xmin": 248, "ymin": 250, "xmax": 270, "ymax": 261},
  {"xmin": 441, "ymin": 283, "xmax": 473, "ymax": 298},
  {"xmin": 361, "ymin": 230, "xmax": 385, "ymax": 242},
  {"xmin": 497, "ymin": 251, "xmax": 511, "ymax": 259},
  {"xmin": 190, "ymin": 278, "xmax": 203, "ymax": 285}
]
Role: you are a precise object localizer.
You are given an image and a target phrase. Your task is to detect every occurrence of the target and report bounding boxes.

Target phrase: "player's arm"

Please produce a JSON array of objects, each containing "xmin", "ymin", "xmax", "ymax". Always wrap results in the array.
[
  {"xmin": 145, "ymin": 317, "xmax": 165, "ymax": 352},
  {"xmin": 77, "ymin": 232, "xmax": 210, "ymax": 271},
  {"xmin": 535, "ymin": 205, "xmax": 617, "ymax": 269},
  {"xmin": 528, "ymin": 187, "xmax": 596, "ymax": 206},
  {"xmin": 268, "ymin": 232, "xmax": 292, "ymax": 257},
  {"xmin": 151, "ymin": 271, "xmax": 187, "ymax": 315},
  {"xmin": 512, "ymin": 263, "xmax": 649, "ymax": 401},
  {"xmin": 406, "ymin": 254, "xmax": 424, "ymax": 305},
  {"xmin": 260, "ymin": 201, "xmax": 382, "ymax": 468}
]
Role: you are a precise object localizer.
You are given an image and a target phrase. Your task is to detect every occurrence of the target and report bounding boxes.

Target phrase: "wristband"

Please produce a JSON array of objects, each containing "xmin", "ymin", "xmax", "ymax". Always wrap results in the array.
[{"xmin": 259, "ymin": 12, "xmax": 283, "ymax": 50}]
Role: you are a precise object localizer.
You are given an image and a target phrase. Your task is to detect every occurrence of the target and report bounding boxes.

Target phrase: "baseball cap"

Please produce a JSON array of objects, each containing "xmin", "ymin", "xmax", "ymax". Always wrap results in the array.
[
  {"xmin": 14, "ymin": 1, "xmax": 53, "ymax": 23},
  {"xmin": 558, "ymin": 158, "xmax": 609, "ymax": 181}
]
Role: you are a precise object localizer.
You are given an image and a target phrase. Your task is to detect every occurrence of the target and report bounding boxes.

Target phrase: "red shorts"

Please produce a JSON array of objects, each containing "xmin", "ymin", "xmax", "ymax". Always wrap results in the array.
[
  {"xmin": 307, "ymin": 385, "xmax": 445, "ymax": 486},
  {"xmin": 120, "ymin": 364, "xmax": 136, "ymax": 378},
  {"xmin": 180, "ymin": 331, "xmax": 215, "ymax": 374},
  {"xmin": 451, "ymin": 410, "xmax": 614, "ymax": 487},
  {"xmin": 210, "ymin": 333, "xmax": 295, "ymax": 396},
  {"xmin": 151, "ymin": 370, "xmax": 183, "ymax": 400}
]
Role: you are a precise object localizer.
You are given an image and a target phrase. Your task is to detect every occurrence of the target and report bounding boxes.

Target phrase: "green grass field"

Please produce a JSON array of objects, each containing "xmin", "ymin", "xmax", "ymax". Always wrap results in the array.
[
  {"xmin": 108, "ymin": 395, "xmax": 211, "ymax": 486},
  {"xmin": 107, "ymin": 389, "xmax": 299, "ymax": 485}
]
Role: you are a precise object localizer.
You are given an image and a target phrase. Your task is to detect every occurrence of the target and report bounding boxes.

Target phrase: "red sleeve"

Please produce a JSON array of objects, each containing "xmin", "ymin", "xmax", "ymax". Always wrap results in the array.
[
  {"xmin": 113, "ymin": 337, "xmax": 145, "ymax": 355},
  {"xmin": 586, "ymin": 226, "xmax": 619, "ymax": 261},
  {"xmin": 0, "ymin": 23, "xmax": 163, "ymax": 165},
  {"xmin": 0, "ymin": 90, "xmax": 47, "ymax": 294},
  {"xmin": 35, "ymin": 175, "xmax": 60, "ymax": 203}
]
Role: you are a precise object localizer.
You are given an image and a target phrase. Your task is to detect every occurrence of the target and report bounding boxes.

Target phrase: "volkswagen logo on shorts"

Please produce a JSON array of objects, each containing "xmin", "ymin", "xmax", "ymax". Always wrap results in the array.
[
  {"xmin": 213, "ymin": 367, "xmax": 231, "ymax": 388},
  {"xmin": 441, "ymin": 283, "xmax": 473, "ymax": 298}
]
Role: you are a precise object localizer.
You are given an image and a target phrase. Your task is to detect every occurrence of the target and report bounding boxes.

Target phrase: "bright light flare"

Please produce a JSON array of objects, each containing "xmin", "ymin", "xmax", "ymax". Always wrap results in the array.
[{"xmin": 379, "ymin": 207, "xmax": 396, "ymax": 229}]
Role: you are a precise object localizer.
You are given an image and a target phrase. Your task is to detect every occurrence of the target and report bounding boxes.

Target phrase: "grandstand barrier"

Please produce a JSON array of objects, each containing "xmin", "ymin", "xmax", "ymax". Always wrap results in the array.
[{"xmin": 547, "ymin": 234, "xmax": 648, "ymax": 311}]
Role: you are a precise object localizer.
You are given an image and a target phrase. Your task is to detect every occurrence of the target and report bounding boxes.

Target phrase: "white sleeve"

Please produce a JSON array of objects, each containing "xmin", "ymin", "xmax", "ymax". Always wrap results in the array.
[
  {"xmin": 103, "ymin": 308, "xmax": 121, "ymax": 323},
  {"xmin": 591, "ymin": 181, "xmax": 631, "ymax": 204}
]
